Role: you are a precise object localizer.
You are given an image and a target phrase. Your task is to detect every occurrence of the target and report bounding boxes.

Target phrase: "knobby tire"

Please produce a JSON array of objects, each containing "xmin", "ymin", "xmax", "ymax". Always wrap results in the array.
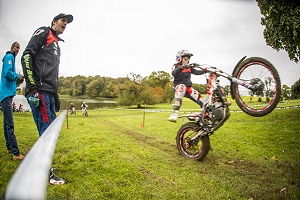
[
  {"xmin": 231, "ymin": 57, "xmax": 281, "ymax": 117},
  {"xmin": 176, "ymin": 122, "xmax": 210, "ymax": 161}
]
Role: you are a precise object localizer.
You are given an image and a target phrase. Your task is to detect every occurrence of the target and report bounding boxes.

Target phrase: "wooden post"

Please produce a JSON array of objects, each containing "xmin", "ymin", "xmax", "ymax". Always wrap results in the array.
[
  {"xmin": 141, "ymin": 110, "xmax": 145, "ymax": 127},
  {"xmin": 66, "ymin": 108, "xmax": 69, "ymax": 129}
]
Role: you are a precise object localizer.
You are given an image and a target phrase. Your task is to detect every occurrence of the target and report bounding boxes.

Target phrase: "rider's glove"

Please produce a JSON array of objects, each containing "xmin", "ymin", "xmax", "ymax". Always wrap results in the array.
[
  {"xmin": 27, "ymin": 90, "xmax": 40, "ymax": 107},
  {"xmin": 190, "ymin": 63, "xmax": 199, "ymax": 68},
  {"xmin": 54, "ymin": 93, "xmax": 60, "ymax": 112},
  {"xmin": 181, "ymin": 64, "xmax": 189, "ymax": 69}
]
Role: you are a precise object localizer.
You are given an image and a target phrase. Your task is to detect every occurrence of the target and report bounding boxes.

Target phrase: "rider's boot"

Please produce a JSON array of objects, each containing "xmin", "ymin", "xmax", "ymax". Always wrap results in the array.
[
  {"xmin": 168, "ymin": 98, "xmax": 182, "ymax": 122},
  {"xmin": 168, "ymin": 110, "xmax": 179, "ymax": 122}
]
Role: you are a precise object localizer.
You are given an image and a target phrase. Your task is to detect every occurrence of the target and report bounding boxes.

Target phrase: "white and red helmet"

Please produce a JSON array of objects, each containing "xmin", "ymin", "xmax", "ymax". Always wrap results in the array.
[{"xmin": 175, "ymin": 50, "xmax": 193, "ymax": 62}]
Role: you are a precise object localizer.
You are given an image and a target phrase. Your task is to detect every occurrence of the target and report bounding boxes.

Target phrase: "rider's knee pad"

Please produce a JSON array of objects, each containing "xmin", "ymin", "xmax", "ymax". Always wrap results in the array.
[{"xmin": 174, "ymin": 84, "xmax": 186, "ymax": 98}]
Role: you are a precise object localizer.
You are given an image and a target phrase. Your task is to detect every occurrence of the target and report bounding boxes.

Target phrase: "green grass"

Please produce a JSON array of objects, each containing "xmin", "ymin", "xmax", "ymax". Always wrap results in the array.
[{"xmin": 0, "ymin": 100, "xmax": 300, "ymax": 199}]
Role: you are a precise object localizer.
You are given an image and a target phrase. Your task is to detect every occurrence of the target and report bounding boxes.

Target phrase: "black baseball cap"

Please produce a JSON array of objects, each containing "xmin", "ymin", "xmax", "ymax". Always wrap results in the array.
[{"xmin": 53, "ymin": 13, "xmax": 73, "ymax": 23}]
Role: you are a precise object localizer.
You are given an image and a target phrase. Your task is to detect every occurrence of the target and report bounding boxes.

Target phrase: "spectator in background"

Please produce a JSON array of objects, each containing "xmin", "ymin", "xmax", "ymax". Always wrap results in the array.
[{"xmin": 0, "ymin": 41, "xmax": 24, "ymax": 160}]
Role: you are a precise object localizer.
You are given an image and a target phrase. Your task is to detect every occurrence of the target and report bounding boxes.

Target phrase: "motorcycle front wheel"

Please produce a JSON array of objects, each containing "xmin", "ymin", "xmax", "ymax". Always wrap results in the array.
[
  {"xmin": 231, "ymin": 57, "xmax": 281, "ymax": 117},
  {"xmin": 176, "ymin": 122, "xmax": 210, "ymax": 161}
]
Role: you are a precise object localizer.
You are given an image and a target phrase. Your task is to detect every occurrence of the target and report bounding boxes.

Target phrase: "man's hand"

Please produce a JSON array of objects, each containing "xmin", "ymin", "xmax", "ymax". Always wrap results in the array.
[
  {"xmin": 190, "ymin": 63, "xmax": 200, "ymax": 68},
  {"xmin": 16, "ymin": 74, "xmax": 24, "ymax": 87},
  {"xmin": 27, "ymin": 90, "xmax": 40, "ymax": 106}
]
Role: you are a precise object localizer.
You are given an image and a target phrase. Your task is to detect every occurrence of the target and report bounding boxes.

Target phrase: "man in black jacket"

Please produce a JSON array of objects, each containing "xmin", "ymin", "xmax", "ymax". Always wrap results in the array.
[{"xmin": 21, "ymin": 13, "xmax": 73, "ymax": 185}]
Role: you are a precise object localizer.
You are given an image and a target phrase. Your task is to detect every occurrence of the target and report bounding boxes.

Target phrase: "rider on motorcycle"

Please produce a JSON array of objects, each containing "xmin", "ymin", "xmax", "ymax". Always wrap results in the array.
[
  {"xmin": 81, "ymin": 102, "xmax": 88, "ymax": 115},
  {"xmin": 70, "ymin": 103, "xmax": 75, "ymax": 113},
  {"xmin": 168, "ymin": 50, "xmax": 206, "ymax": 122}
]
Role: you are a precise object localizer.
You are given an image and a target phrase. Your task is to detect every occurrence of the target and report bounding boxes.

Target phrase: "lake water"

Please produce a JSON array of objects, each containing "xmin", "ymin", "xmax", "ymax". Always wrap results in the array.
[
  {"xmin": 12, "ymin": 95, "xmax": 117, "ymax": 111},
  {"xmin": 59, "ymin": 97, "xmax": 117, "ymax": 110}
]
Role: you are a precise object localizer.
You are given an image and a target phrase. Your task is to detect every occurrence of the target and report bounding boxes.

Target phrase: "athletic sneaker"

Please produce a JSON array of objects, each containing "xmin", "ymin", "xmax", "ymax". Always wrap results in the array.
[
  {"xmin": 49, "ymin": 168, "xmax": 66, "ymax": 185},
  {"xmin": 168, "ymin": 111, "xmax": 179, "ymax": 122}
]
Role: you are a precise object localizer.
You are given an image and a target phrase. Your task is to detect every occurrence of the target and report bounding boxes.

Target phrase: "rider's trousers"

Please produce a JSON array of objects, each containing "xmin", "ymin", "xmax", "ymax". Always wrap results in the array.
[{"xmin": 172, "ymin": 84, "xmax": 203, "ymax": 111}]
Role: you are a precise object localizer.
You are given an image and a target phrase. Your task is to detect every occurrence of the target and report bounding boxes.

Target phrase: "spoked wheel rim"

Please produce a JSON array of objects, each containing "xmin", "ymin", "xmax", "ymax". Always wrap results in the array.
[
  {"xmin": 179, "ymin": 128, "xmax": 203, "ymax": 159},
  {"xmin": 235, "ymin": 61, "xmax": 280, "ymax": 113}
]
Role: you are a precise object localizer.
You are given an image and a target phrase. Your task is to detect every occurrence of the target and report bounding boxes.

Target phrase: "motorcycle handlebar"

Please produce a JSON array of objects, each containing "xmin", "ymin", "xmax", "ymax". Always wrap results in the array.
[{"xmin": 191, "ymin": 64, "xmax": 224, "ymax": 74}]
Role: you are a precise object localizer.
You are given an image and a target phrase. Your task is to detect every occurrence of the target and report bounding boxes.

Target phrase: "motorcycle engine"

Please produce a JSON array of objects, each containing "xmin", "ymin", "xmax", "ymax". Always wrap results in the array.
[
  {"xmin": 199, "ymin": 86, "xmax": 231, "ymax": 132},
  {"xmin": 212, "ymin": 102, "xmax": 224, "ymax": 120}
]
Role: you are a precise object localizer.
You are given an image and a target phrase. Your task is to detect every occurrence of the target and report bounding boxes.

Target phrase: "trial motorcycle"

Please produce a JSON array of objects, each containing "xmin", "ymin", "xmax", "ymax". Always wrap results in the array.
[{"xmin": 176, "ymin": 56, "xmax": 281, "ymax": 161}]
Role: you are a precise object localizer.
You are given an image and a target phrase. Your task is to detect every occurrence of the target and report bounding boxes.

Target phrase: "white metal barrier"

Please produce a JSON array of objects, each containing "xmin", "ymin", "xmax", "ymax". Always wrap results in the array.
[{"xmin": 5, "ymin": 110, "xmax": 67, "ymax": 200}]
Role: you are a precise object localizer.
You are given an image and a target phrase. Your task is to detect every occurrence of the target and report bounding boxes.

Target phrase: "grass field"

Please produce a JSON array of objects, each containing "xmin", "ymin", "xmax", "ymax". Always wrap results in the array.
[{"xmin": 0, "ymin": 99, "xmax": 300, "ymax": 199}]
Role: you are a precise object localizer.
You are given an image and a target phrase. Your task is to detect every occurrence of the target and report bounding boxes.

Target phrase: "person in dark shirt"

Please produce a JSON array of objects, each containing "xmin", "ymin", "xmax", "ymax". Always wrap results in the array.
[
  {"xmin": 168, "ymin": 50, "xmax": 206, "ymax": 122},
  {"xmin": 21, "ymin": 13, "xmax": 73, "ymax": 185}
]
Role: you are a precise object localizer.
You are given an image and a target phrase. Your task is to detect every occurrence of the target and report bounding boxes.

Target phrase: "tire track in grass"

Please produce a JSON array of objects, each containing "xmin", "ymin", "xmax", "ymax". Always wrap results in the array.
[{"xmin": 104, "ymin": 119, "xmax": 177, "ymax": 157}]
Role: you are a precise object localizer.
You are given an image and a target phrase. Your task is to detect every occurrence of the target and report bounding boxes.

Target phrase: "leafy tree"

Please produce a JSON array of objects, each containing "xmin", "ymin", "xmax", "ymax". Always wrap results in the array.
[
  {"xmin": 153, "ymin": 87, "xmax": 164, "ymax": 103},
  {"xmin": 72, "ymin": 78, "xmax": 87, "ymax": 96},
  {"xmin": 58, "ymin": 77, "xmax": 73, "ymax": 96},
  {"xmin": 139, "ymin": 83, "xmax": 158, "ymax": 106},
  {"xmin": 86, "ymin": 77, "xmax": 105, "ymax": 98},
  {"xmin": 256, "ymin": 0, "xmax": 300, "ymax": 62},
  {"xmin": 281, "ymin": 84, "xmax": 291, "ymax": 100},
  {"xmin": 291, "ymin": 78, "xmax": 300, "ymax": 99},
  {"xmin": 162, "ymin": 81, "xmax": 174, "ymax": 103},
  {"xmin": 117, "ymin": 73, "xmax": 157, "ymax": 108},
  {"xmin": 128, "ymin": 72, "xmax": 143, "ymax": 83},
  {"xmin": 105, "ymin": 77, "xmax": 128, "ymax": 98},
  {"xmin": 99, "ymin": 77, "xmax": 113, "ymax": 97},
  {"xmin": 224, "ymin": 85, "xmax": 230, "ymax": 96},
  {"xmin": 148, "ymin": 71, "xmax": 172, "ymax": 89},
  {"xmin": 192, "ymin": 84, "xmax": 207, "ymax": 94},
  {"xmin": 264, "ymin": 77, "xmax": 274, "ymax": 97}
]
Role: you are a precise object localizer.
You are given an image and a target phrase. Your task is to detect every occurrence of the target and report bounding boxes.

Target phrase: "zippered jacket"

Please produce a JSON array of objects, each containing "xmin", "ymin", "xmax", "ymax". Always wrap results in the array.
[
  {"xmin": 21, "ymin": 26, "xmax": 64, "ymax": 95},
  {"xmin": 0, "ymin": 51, "xmax": 20, "ymax": 102},
  {"xmin": 171, "ymin": 62, "xmax": 205, "ymax": 87}
]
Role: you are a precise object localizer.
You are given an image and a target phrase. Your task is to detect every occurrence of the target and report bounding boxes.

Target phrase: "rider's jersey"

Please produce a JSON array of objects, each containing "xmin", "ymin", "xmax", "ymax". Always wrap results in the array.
[{"xmin": 171, "ymin": 62, "xmax": 205, "ymax": 87}]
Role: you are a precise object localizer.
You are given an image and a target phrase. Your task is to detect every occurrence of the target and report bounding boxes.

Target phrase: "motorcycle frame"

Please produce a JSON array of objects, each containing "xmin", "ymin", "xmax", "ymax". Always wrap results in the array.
[{"xmin": 187, "ymin": 65, "xmax": 255, "ymax": 137}]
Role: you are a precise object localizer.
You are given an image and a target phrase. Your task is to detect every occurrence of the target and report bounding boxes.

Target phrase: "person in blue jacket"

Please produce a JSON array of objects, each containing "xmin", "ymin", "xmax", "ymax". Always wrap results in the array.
[{"xmin": 0, "ymin": 42, "xmax": 24, "ymax": 160}]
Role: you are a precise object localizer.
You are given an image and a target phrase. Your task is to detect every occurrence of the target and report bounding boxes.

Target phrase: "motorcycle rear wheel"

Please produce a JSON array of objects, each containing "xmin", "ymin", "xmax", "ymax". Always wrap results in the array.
[
  {"xmin": 231, "ymin": 57, "xmax": 281, "ymax": 117},
  {"xmin": 176, "ymin": 122, "xmax": 210, "ymax": 161}
]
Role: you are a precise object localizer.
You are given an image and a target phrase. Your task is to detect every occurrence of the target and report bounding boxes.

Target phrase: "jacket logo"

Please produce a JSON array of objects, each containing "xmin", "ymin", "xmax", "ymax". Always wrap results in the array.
[
  {"xmin": 33, "ymin": 29, "xmax": 45, "ymax": 36},
  {"xmin": 46, "ymin": 30, "xmax": 58, "ymax": 47},
  {"xmin": 54, "ymin": 42, "xmax": 58, "ymax": 55}
]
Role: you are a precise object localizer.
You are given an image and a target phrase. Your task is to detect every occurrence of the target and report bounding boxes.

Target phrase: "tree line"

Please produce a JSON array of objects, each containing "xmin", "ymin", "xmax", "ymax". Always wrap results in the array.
[
  {"xmin": 57, "ymin": 71, "xmax": 207, "ymax": 108},
  {"xmin": 57, "ymin": 72, "xmax": 300, "ymax": 107}
]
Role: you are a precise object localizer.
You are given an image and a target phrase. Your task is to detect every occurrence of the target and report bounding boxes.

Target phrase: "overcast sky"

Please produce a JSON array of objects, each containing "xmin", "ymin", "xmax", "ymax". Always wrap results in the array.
[{"xmin": 0, "ymin": 0, "xmax": 299, "ymax": 86}]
